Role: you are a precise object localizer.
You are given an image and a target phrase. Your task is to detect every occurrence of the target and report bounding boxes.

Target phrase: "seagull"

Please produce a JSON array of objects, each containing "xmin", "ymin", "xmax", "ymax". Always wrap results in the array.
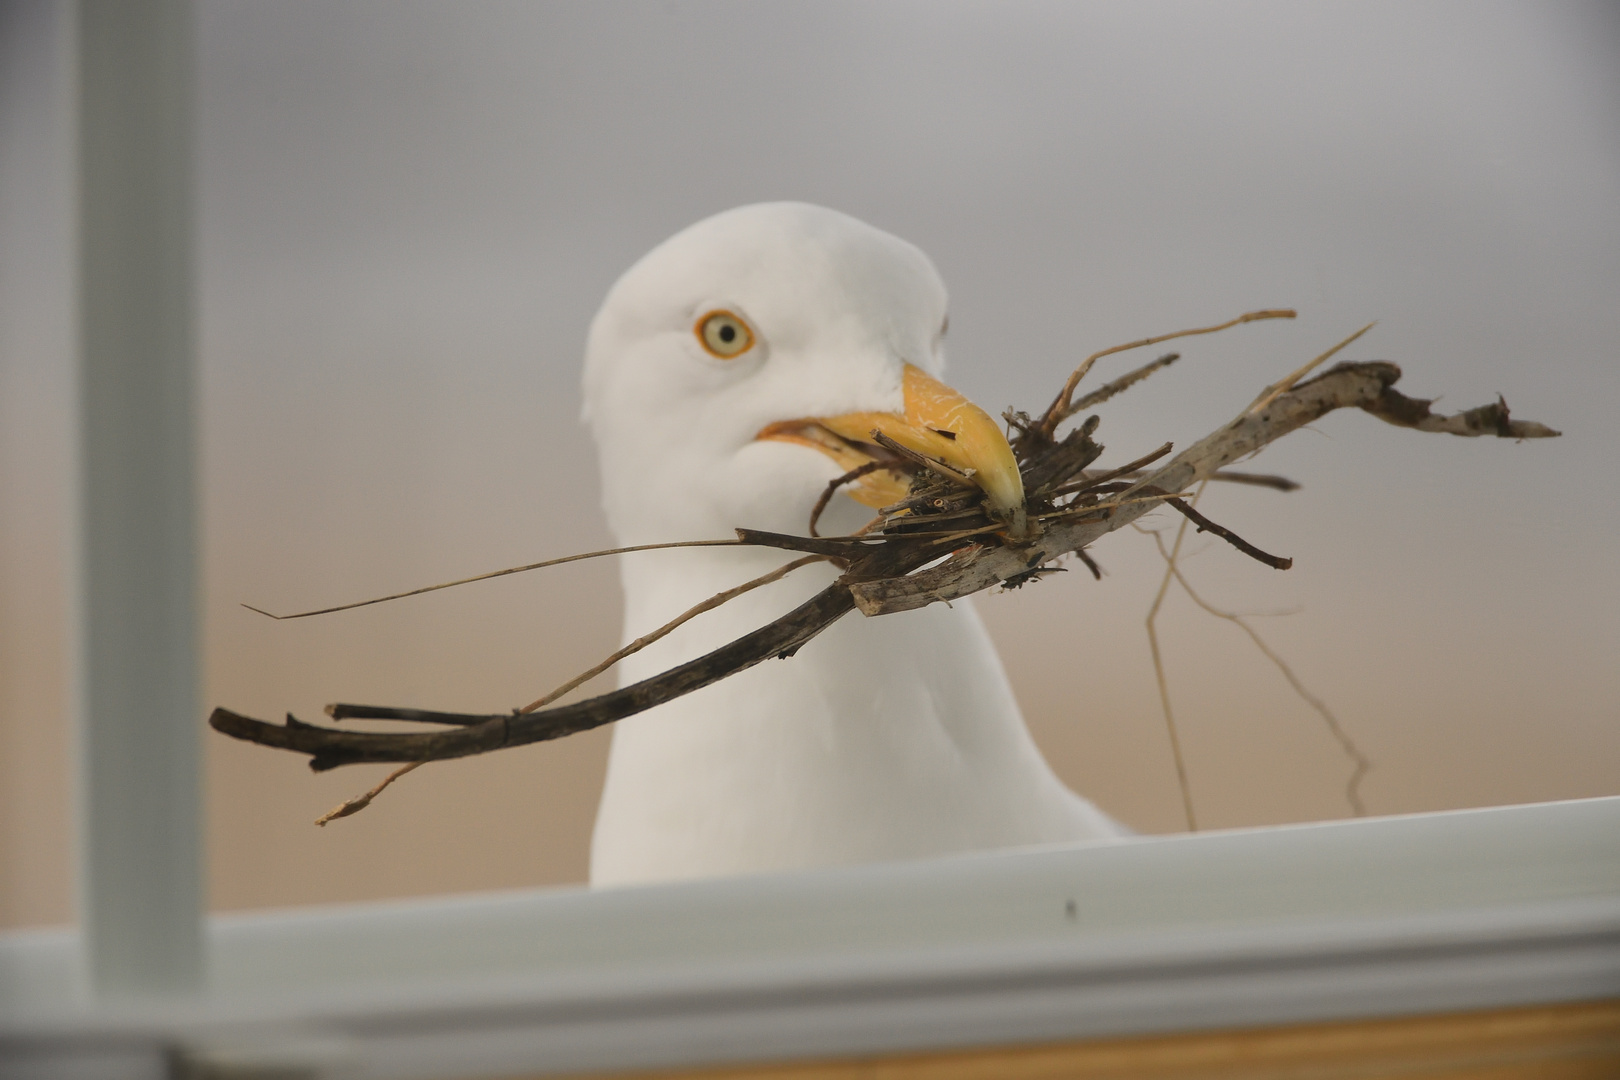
[{"xmin": 583, "ymin": 203, "xmax": 1128, "ymax": 886}]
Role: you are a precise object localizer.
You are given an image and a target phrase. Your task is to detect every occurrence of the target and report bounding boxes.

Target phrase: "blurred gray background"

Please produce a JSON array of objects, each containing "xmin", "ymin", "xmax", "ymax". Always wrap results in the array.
[{"xmin": 3, "ymin": 0, "xmax": 1617, "ymax": 926}]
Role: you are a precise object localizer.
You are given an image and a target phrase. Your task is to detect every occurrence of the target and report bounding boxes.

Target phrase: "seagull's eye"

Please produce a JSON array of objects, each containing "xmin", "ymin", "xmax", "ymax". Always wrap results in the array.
[{"xmin": 695, "ymin": 310, "xmax": 755, "ymax": 359}]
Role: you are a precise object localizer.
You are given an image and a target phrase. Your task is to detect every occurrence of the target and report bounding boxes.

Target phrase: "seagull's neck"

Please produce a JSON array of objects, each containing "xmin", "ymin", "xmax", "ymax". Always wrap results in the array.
[{"xmin": 591, "ymin": 538, "xmax": 1125, "ymax": 885}]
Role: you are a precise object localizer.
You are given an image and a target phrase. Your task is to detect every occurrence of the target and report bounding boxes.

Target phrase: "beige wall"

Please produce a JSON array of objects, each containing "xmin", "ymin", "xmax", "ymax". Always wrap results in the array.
[{"xmin": 5, "ymin": 0, "xmax": 1618, "ymax": 929}]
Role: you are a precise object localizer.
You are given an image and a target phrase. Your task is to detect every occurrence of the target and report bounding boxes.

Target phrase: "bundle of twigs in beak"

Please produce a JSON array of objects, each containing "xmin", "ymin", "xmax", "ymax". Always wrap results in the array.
[{"xmin": 210, "ymin": 311, "xmax": 1558, "ymax": 815}]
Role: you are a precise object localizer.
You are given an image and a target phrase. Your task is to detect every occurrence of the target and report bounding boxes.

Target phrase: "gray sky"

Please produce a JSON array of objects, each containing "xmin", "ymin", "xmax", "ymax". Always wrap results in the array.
[{"xmin": 4, "ymin": 0, "xmax": 1617, "ymax": 922}]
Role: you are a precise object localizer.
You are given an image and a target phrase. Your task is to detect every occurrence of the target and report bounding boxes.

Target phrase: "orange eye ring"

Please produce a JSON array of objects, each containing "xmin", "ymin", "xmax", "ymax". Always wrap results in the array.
[{"xmin": 695, "ymin": 310, "xmax": 755, "ymax": 358}]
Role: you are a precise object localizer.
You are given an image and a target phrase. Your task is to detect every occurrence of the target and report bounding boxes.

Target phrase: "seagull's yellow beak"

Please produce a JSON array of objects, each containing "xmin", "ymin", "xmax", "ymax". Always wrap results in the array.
[{"xmin": 757, "ymin": 364, "xmax": 1026, "ymax": 521}]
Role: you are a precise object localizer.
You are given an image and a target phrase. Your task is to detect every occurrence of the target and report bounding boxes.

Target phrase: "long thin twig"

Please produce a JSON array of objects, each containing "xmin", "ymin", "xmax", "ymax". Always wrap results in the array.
[
  {"xmin": 1165, "ymin": 497, "xmax": 1292, "ymax": 570},
  {"xmin": 242, "ymin": 538, "xmax": 758, "ymax": 620},
  {"xmin": 1205, "ymin": 470, "xmax": 1300, "ymax": 492},
  {"xmin": 1146, "ymin": 485, "xmax": 1202, "ymax": 832},
  {"xmin": 1143, "ymin": 527, "xmax": 1371, "ymax": 816},
  {"xmin": 869, "ymin": 431, "xmax": 977, "ymax": 487},
  {"xmin": 1066, "ymin": 468, "xmax": 1300, "ymax": 493},
  {"xmin": 809, "ymin": 462, "xmax": 886, "ymax": 537},
  {"xmin": 1041, "ymin": 309, "xmax": 1296, "ymax": 435}
]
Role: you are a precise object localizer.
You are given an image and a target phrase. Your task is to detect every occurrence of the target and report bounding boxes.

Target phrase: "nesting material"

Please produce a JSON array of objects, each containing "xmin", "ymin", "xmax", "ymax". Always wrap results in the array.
[{"xmin": 210, "ymin": 315, "xmax": 1558, "ymax": 811}]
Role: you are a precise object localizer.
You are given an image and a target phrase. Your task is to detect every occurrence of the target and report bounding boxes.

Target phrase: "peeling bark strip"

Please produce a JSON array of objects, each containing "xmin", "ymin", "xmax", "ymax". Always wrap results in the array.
[
  {"xmin": 1366, "ymin": 385, "xmax": 1559, "ymax": 438},
  {"xmin": 209, "ymin": 359, "xmax": 1557, "ymax": 771}
]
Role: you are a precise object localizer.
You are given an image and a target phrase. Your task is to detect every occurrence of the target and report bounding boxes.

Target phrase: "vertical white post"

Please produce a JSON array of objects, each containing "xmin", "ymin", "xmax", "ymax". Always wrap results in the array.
[{"xmin": 75, "ymin": 0, "xmax": 203, "ymax": 996}]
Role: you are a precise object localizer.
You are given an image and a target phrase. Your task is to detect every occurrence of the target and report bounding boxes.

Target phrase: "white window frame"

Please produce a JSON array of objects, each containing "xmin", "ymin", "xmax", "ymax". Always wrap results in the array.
[{"xmin": 3, "ymin": 798, "xmax": 1618, "ymax": 1077}]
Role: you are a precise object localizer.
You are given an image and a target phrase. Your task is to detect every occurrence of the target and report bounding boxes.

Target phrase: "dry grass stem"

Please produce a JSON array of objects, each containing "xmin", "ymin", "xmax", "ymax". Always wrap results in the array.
[
  {"xmin": 1248, "ymin": 322, "xmax": 1375, "ymax": 414},
  {"xmin": 1146, "ymin": 485, "xmax": 1203, "ymax": 832},
  {"xmin": 242, "ymin": 538, "xmax": 758, "ymax": 620},
  {"xmin": 1043, "ymin": 308, "xmax": 1296, "ymax": 434},
  {"xmin": 517, "ymin": 554, "xmax": 826, "ymax": 715},
  {"xmin": 315, "ymin": 760, "xmax": 423, "ymax": 826},
  {"xmin": 1143, "ymin": 527, "xmax": 1371, "ymax": 816}
]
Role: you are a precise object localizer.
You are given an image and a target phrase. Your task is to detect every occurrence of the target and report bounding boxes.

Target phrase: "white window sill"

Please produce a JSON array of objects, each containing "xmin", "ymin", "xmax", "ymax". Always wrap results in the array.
[{"xmin": 2, "ymin": 795, "xmax": 1617, "ymax": 1078}]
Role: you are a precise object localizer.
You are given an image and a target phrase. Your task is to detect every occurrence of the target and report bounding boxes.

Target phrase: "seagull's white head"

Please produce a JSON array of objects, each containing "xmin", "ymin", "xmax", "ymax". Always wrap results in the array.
[{"xmin": 583, "ymin": 202, "xmax": 1023, "ymax": 544}]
